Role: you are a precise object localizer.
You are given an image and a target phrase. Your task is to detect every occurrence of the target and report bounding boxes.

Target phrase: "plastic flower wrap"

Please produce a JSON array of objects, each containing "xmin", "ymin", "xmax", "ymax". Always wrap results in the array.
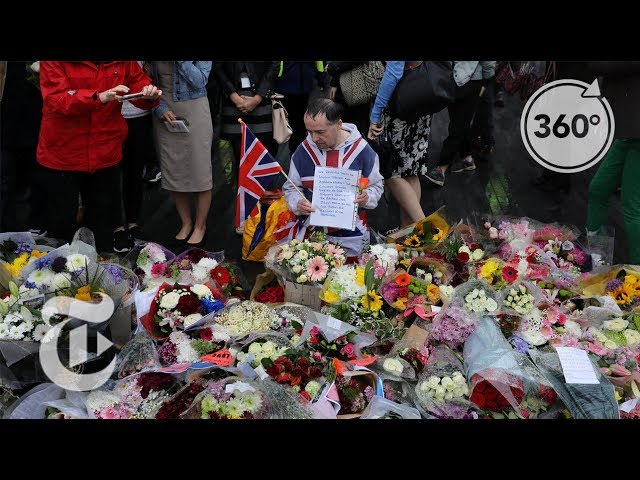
[
  {"xmin": 129, "ymin": 242, "xmax": 175, "ymax": 287},
  {"xmin": 232, "ymin": 331, "xmax": 291, "ymax": 369},
  {"xmin": 535, "ymin": 237, "xmax": 592, "ymax": 274},
  {"xmin": 358, "ymin": 243, "xmax": 399, "ymax": 278},
  {"xmin": 529, "ymin": 347, "xmax": 618, "ymax": 419},
  {"xmin": 321, "ymin": 300, "xmax": 405, "ymax": 342},
  {"xmin": 0, "ymin": 233, "xmax": 49, "ymax": 288},
  {"xmin": 114, "ymin": 329, "xmax": 162, "ymax": 378},
  {"xmin": 387, "ymin": 207, "xmax": 450, "ymax": 255},
  {"xmin": 181, "ymin": 377, "xmax": 270, "ymax": 419},
  {"xmin": 319, "ymin": 265, "xmax": 367, "ymax": 304},
  {"xmin": 359, "ymin": 395, "xmax": 421, "ymax": 419},
  {"xmin": 265, "ymin": 232, "xmax": 347, "ymax": 285},
  {"xmin": 3, "ymin": 383, "xmax": 90, "ymax": 419},
  {"xmin": 464, "ymin": 317, "xmax": 561, "ymax": 419},
  {"xmin": 158, "ymin": 326, "xmax": 231, "ymax": 366},
  {"xmin": 0, "ymin": 282, "xmax": 50, "ymax": 343},
  {"xmin": 415, "ymin": 346, "xmax": 473, "ymax": 419},
  {"xmin": 214, "ymin": 300, "xmax": 278, "ymax": 337}
]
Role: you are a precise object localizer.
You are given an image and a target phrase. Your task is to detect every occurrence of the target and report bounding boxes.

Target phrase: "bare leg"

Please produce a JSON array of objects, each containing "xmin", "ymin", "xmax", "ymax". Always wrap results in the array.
[
  {"xmin": 406, "ymin": 175, "xmax": 422, "ymax": 204},
  {"xmin": 188, "ymin": 189, "xmax": 212, "ymax": 244},
  {"xmin": 171, "ymin": 191, "xmax": 193, "ymax": 240},
  {"xmin": 385, "ymin": 177, "xmax": 426, "ymax": 226}
]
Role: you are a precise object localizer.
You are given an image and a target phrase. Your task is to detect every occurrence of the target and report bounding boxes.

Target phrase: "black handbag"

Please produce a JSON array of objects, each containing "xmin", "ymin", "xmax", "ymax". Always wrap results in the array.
[
  {"xmin": 387, "ymin": 61, "xmax": 456, "ymax": 121},
  {"xmin": 366, "ymin": 129, "xmax": 402, "ymax": 179}
]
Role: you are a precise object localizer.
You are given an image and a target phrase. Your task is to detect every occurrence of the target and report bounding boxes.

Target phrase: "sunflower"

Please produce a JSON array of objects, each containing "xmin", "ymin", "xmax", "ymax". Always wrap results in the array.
[
  {"xmin": 322, "ymin": 290, "xmax": 340, "ymax": 304},
  {"xmin": 395, "ymin": 273, "xmax": 411, "ymax": 287},
  {"xmin": 362, "ymin": 289, "xmax": 383, "ymax": 312},
  {"xmin": 404, "ymin": 235, "xmax": 422, "ymax": 247},
  {"xmin": 432, "ymin": 227, "xmax": 445, "ymax": 242}
]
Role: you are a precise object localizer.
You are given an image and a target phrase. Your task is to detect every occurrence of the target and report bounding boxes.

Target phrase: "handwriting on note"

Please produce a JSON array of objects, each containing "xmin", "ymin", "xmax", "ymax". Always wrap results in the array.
[{"xmin": 309, "ymin": 167, "xmax": 359, "ymax": 230}]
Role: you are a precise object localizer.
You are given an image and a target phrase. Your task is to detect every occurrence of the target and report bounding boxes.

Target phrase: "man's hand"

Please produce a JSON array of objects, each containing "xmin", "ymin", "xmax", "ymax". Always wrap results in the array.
[
  {"xmin": 368, "ymin": 122, "xmax": 384, "ymax": 140},
  {"xmin": 354, "ymin": 192, "xmax": 368, "ymax": 207},
  {"xmin": 297, "ymin": 198, "xmax": 316, "ymax": 215}
]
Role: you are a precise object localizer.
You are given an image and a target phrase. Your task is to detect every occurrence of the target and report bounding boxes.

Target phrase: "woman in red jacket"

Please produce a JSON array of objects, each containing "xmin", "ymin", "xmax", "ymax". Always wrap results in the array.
[{"xmin": 36, "ymin": 61, "xmax": 161, "ymax": 252}]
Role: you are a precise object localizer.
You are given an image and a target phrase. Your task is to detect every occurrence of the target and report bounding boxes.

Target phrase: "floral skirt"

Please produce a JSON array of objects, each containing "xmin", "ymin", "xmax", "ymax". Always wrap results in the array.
[{"xmin": 386, "ymin": 113, "xmax": 431, "ymax": 178}]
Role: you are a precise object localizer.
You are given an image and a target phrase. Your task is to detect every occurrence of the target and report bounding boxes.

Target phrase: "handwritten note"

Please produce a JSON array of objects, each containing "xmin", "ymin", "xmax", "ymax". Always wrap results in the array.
[
  {"xmin": 309, "ymin": 167, "xmax": 359, "ymax": 230},
  {"xmin": 555, "ymin": 347, "xmax": 600, "ymax": 384}
]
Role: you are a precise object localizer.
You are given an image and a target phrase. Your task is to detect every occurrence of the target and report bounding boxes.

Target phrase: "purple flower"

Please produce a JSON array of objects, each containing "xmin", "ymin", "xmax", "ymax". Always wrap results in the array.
[
  {"xmin": 34, "ymin": 256, "xmax": 53, "ymax": 270},
  {"xmin": 51, "ymin": 256, "xmax": 67, "ymax": 273},
  {"xmin": 157, "ymin": 340, "xmax": 177, "ymax": 365},
  {"xmin": 510, "ymin": 335, "xmax": 529, "ymax": 354},
  {"xmin": 15, "ymin": 243, "xmax": 32, "ymax": 254},
  {"xmin": 103, "ymin": 264, "xmax": 124, "ymax": 284},
  {"xmin": 605, "ymin": 279, "xmax": 623, "ymax": 293},
  {"xmin": 430, "ymin": 307, "xmax": 475, "ymax": 349},
  {"xmin": 24, "ymin": 280, "xmax": 37, "ymax": 289}
]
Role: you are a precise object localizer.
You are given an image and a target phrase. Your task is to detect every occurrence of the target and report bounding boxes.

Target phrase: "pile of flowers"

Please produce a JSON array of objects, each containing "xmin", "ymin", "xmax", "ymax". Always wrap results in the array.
[
  {"xmin": 143, "ymin": 283, "xmax": 223, "ymax": 337},
  {"xmin": 215, "ymin": 301, "xmax": 278, "ymax": 336},
  {"xmin": 22, "ymin": 253, "xmax": 91, "ymax": 294},
  {"xmin": 502, "ymin": 284, "xmax": 536, "ymax": 315},
  {"xmin": 273, "ymin": 233, "xmax": 346, "ymax": 285}
]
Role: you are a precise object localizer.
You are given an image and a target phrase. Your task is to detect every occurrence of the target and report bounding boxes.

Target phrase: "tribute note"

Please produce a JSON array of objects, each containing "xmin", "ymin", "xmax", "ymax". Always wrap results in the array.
[{"xmin": 309, "ymin": 167, "xmax": 359, "ymax": 230}]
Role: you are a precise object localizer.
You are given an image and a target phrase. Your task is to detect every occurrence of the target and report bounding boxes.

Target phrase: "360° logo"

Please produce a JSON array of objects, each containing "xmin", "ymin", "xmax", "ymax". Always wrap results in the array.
[{"xmin": 521, "ymin": 79, "xmax": 615, "ymax": 173}]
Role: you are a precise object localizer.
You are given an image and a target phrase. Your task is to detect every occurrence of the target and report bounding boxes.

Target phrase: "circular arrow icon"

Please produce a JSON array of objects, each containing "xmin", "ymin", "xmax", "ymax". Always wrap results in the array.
[{"xmin": 520, "ymin": 79, "xmax": 615, "ymax": 173}]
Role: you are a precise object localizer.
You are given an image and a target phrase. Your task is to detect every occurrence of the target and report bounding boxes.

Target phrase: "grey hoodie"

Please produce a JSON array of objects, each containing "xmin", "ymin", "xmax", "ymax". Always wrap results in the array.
[{"xmin": 453, "ymin": 61, "xmax": 496, "ymax": 87}]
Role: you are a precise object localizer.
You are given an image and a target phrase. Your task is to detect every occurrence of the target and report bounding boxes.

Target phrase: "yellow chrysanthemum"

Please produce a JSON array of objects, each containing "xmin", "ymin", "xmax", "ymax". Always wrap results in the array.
[
  {"xmin": 432, "ymin": 227, "xmax": 445, "ymax": 242},
  {"xmin": 404, "ymin": 235, "xmax": 421, "ymax": 247},
  {"xmin": 480, "ymin": 260, "xmax": 500, "ymax": 280},
  {"xmin": 323, "ymin": 290, "xmax": 340, "ymax": 304},
  {"xmin": 427, "ymin": 284, "xmax": 440, "ymax": 303},
  {"xmin": 355, "ymin": 267, "xmax": 365, "ymax": 287},
  {"xmin": 75, "ymin": 285, "xmax": 92, "ymax": 302},
  {"xmin": 30, "ymin": 250, "xmax": 47, "ymax": 259},
  {"xmin": 362, "ymin": 289, "xmax": 383, "ymax": 312},
  {"xmin": 391, "ymin": 297, "xmax": 408, "ymax": 311},
  {"xmin": 399, "ymin": 259, "xmax": 409, "ymax": 269},
  {"xmin": 7, "ymin": 253, "xmax": 29, "ymax": 277}
]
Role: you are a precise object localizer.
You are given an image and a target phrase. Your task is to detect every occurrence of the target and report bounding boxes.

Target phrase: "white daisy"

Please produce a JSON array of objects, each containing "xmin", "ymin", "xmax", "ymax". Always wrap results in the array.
[
  {"xmin": 66, "ymin": 254, "xmax": 90, "ymax": 273},
  {"xmin": 33, "ymin": 323, "xmax": 52, "ymax": 342}
]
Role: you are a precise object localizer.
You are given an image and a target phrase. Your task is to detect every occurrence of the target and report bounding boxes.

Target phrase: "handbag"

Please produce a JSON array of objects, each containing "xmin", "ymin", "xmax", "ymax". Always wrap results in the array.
[
  {"xmin": 387, "ymin": 61, "xmax": 456, "ymax": 121},
  {"xmin": 366, "ymin": 126, "xmax": 402, "ymax": 179},
  {"xmin": 271, "ymin": 93, "xmax": 293, "ymax": 144},
  {"xmin": 338, "ymin": 61, "xmax": 385, "ymax": 106}
]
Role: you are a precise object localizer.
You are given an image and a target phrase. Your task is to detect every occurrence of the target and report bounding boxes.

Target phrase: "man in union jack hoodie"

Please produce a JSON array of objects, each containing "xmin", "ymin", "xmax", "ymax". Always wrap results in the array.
[{"xmin": 282, "ymin": 98, "xmax": 384, "ymax": 257}]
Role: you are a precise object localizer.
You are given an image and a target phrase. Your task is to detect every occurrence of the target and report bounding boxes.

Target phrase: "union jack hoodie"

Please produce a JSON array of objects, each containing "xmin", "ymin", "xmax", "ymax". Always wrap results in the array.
[{"xmin": 282, "ymin": 123, "xmax": 384, "ymax": 256}]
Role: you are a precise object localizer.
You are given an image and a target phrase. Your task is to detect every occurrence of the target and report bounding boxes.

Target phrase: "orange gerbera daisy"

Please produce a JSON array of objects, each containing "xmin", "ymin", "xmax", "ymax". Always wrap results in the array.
[{"xmin": 395, "ymin": 273, "xmax": 411, "ymax": 287}]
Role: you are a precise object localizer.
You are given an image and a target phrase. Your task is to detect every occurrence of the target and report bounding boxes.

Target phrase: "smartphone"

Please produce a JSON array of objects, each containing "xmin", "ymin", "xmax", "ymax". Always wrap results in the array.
[{"xmin": 121, "ymin": 92, "xmax": 145, "ymax": 101}]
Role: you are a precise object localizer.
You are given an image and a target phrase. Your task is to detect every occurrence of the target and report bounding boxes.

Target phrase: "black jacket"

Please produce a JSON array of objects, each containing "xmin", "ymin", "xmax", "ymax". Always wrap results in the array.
[
  {"xmin": 212, "ymin": 61, "xmax": 280, "ymax": 100},
  {"xmin": 588, "ymin": 61, "xmax": 640, "ymax": 139}
]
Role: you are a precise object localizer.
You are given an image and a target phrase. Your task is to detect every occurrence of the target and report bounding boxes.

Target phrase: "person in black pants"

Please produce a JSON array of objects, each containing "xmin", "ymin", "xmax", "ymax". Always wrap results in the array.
[{"xmin": 0, "ymin": 61, "xmax": 46, "ymax": 235}]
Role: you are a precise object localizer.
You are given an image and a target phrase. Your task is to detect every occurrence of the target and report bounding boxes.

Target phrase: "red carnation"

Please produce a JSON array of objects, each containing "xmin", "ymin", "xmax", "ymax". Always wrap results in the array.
[
  {"xmin": 275, "ymin": 372, "xmax": 292, "ymax": 384},
  {"xmin": 398, "ymin": 287, "xmax": 409, "ymax": 297},
  {"xmin": 539, "ymin": 385, "xmax": 557, "ymax": 405},
  {"xmin": 485, "ymin": 387, "xmax": 498, "ymax": 401},
  {"xmin": 474, "ymin": 380, "xmax": 487, "ymax": 393},
  {"xmin": 211, "ymin": 266, "xmax": 231, "ymax": 287},
  {"xmin": 457, "ymin": 252, "xmax": 470, "ymax": 263},
  {"xmin": 310, "ymin": 367, "xmax": 323, "ymax": 378},
  {"xmin": 176, "ymin": 294, "xmax": 201, "ymax": 315},
  {"xmin": 199, "ymin": 328, "xmax": 213, "ymax": 341},
  {"xmin": 187, "ymin": 248, "xmax": 208, "ymax": 264},
  {"xmin": 297, "ymin": 358, "xmax": 311, "ymax": 370}
]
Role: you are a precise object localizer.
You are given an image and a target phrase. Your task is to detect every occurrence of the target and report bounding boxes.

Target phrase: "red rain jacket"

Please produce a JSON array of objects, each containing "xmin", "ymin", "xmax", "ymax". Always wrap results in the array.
[{"xmin": 37, "ymin": 61, "xmax": 159, "ymax": 173}]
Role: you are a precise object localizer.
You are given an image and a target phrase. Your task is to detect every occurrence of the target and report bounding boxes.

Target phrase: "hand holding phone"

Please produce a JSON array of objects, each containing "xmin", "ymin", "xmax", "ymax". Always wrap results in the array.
[{"xmin": 120, "ymin": 92, "xmax": 145, "ymax": 101}]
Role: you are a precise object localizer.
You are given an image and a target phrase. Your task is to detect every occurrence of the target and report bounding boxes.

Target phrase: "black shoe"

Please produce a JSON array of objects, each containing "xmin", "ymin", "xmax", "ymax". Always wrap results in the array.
[
  {"xmin": 113, "ymin": 229, "xmax": 134, "ymax": 253},
  {"xmin": 186, "ymin": 230, "xmax": 208, "ymax": 249},
  {"xmin": 128, "ymin": 225, "xmax": 145, "ymax": 241},
  {"xmin": 142, "ymin": 164, "xmax": 162, "ymax": 183}
]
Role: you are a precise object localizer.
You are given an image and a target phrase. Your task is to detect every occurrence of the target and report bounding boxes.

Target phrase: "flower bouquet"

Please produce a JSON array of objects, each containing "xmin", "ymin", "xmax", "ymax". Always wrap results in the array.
[
  {"xmin": 358, "ymin": 243, "xmax": 399, "ymax": 278},
  {"xmin": 210, "ymin": 262, "xmax": 246, "ymax": 300},
  {"xmin": 140, "ymin": 282, "xmax": 225, "ymax": 339},
  {"xmin": 0, "ymin": 234, "xmax": 49, "ymax": 291},
  {"xmin": 415, "ymin": 346, "xmax": 472, "ymax": 419},
  {"xmin": 214, "ymin": 300, "xmax": 279, "ymax": 337},
  {"xmin": 164, "ymin": 247, "xmax": 225, "ymax": 285},
  {"xmin": 335, "ymin": 369, "xmax": 378, "ymax": 419},
  {"xmin": 380, "ymin": 270, "xmax": 440, "ymax": 312},
  {"xmin": 130, "ymin": 242, "xmax": 176, "ymax": 288},
  {"xmin": 261, "ymin": 349, "xmax": 325, "ymax": 404},
  {"xmin": 233, "ymin": 332, "xmax": 291, "ymax": 370},
  {"xmin": 579, "ymin": 265, "xmax": 640, "ymax": 312},
  {"xmin": 154, "ymin": 379, "xmax": 207, "ymax": 419},
  {"xmin": 157, "ymin": 327, "xmax": 231, "ymax": 366},
  {"xmin": 181, "ymin": 377, "xmax": 270, "ymax": 419},
  {"xmin": 429, "ymin": 305, "xmax": 477, "ymax": 349},
  {"xmin": 321, "ymin": 299, "xmax": 405, "ymax": 342},
  {"xmin": 250, "ymin": 269, "xmax": 284, "ymax": 305},
  {"xmin": 386, "ymin": 207, "xmax": 450, "ymax": 257},
  {"xmin": 452, "ymin": 279, "xmax": 499, "ymax": 318},
  {"xmin": 265, "ymin": 232, "xmax": 347, "ymax": 310},
  {"xmin": 464, "ymin": 317, "xmax": 561, "ymax": 419}
]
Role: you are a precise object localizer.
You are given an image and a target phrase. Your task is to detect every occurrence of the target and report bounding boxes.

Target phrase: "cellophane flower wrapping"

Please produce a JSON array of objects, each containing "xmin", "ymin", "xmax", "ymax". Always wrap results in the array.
[
  {"xmin": 214, "ymin": 300, "xmax": 278, "ymax": 337},
  {"xmin": 232, "ymin": 331, "xmax": 293, "ymax": 369},
  {"xmin": 360, "ymin": 394, "xmax": 421, "ymax": 419},
  {"xmin": 3, "ymin": 382, "xmax": 89, "ymax": 419},
  {"xmin": 497, "ymin": 280, "xmax": 546, "ymax": 317},
  {"xmin": 180, "ymin": 376, "xmax": 270, "ymax": 419},
  {"xmin": 452, "ymin": 278, "xmax": 499, "ymax": 319},
  {"xmin": 463, "ymin": 317, "xmax": 559, "ymax": 417},
  {"xmin": 114, "ymin": 329, "xmax": 162, "ymax": 379},
  {"xmin": 528, "ymin": 347, "xmax": 619, "ymax": 419},
  {"xmin": 125, "ymin": 241, "xmax": 176, "ymax": 289},
  {"xmin": 429, "ymin": 305, "xmax": 477, "ymax": 349},
  {"xmin": 260, "ymin": 379, "xmax": 315, "ymax": 419},
  {"xmin": 415, "ymin": 345, "xmax": 472, "ymax": 419}
]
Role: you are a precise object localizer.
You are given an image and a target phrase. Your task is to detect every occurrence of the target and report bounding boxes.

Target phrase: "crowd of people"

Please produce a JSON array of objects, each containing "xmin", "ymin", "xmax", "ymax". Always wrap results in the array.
[{"xmin": 0, "ymin": 60, "xmax": 638, "ymax": 265}]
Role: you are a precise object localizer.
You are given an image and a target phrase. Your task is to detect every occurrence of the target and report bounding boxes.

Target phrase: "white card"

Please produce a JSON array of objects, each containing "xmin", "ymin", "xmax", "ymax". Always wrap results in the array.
[
  {"xmin": 240, "ymin": 73, "xmax": 251, "ymax": 89},
  {"xmin": 619, "ymin": 398, "xmax": 639, "ymax": 413},
  {"xmin": 555, "ymin": 347, "xmax": 600, "ymax": 384},
  {"xmin": 163, "ymin": 119, "xmax": 189, "ymax": 133}
]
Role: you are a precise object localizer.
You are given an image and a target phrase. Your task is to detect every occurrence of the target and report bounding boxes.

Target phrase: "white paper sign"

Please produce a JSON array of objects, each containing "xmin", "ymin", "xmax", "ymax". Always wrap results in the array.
[
  {"xmin": 555, "ymin": 347, "xmax": 600, "ymax": 384},
  {"xmin": 309, "ymin": 166, "xmax": 359, "ymax": 230}
]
